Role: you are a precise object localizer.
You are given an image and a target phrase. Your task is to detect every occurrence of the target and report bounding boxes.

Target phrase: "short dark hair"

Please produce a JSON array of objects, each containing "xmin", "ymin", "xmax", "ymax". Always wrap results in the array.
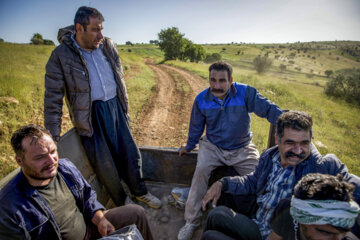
[
  {"xmin": 11, "ymin": 124, "xmax": 51, "ymax": 159},
  {"xmin": 294, "ymin": 173, "xmax": 354, "ymax": 202},
  {"xmin": 74, "ymin": 6, "xmax": 104, "ymax": 31},
  {"xmin": 276, "ymin": 111, "xmax": 313, "ymax": 140},
  {"xmin": 209, "ymin": 61, "xmax": 233, "ymax": 80}
]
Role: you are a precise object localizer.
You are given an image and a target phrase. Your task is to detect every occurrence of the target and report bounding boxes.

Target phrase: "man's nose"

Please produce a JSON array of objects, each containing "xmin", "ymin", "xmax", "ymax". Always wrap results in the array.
[
  {"xmin": 292, "ymin": 144, "xmax": 302, "ymax": 154},
  {"xmin": 46, "ymin": 154, "xmax": 57, "ymax": 164},
  {"xmin": 98, "ymin": 31, "xmax": 103, "ymax": 39}
]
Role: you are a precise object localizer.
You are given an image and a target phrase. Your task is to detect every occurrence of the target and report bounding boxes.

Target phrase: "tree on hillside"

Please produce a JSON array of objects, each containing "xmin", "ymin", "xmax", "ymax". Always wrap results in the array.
[
  {"xmin": 158, "ymin": 27, "xmax": 185, "ymax": 60},
  {"xmin": 253, "ymin": 55, "xmax": 272, "ymax": 74},
  {"xmin": 325, "ymin": 70, "xmax": 333, "ymax": 78},
  {"xmin": 125, "ymin": 41, "xmax": 133, "ymax": 46},
  {"xmin": 325, "ymin": 68, "xmax": 360, "ymax": 106},
  {"xmin": 279, "ymin": 64, "xmax": 286, "ymax": 72},
  {"xmin": 204, "ymin": 53, "xmax": 222, "ymax": 63},
  {"xmin": 184, "ymin": 41, "xmax": 206, "ymax": 63},
  {"xmin": 30, "ymin": 33, "xmax": 55, "ymax": 45},
  {"xmin": 149, "ymin": 40, "xmax": 159, "ymax": 45},
  {"xmin": 0, "ymin": 38, "xmax": 4, "ymax": 43},
  {"xmin": 31, "ymin": 33, "xmax": 44, "ymax": 45},
  {"xmin": 43, "ymin": 39, "xmax": 55, "ymax": 45}
]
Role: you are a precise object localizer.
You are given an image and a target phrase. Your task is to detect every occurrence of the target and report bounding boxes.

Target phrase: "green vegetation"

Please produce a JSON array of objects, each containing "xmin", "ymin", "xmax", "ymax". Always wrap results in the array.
[
  {"xmin": 30, "ymin": 33, "xmax": 55, "ymax": 45},
  {"xmin": 253, "ymin": 55, "xmax": 272, "ymax": 73},
  {"xmin": 1, "ymin": 40, "xmax": 360, "ymax": 180},
  {"xmin": 325, "ymin": 68, "xmax": 360, "ymax": 106},
  {"xmin": 158, "ymin": 27, "xmax": 205, "ymax": 62}
]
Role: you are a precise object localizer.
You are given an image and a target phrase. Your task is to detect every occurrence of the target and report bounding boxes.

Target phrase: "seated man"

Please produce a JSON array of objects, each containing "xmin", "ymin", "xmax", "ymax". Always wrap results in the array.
[
  {"xmin": 0, "ymin": 124, "xmax": 153, "ymax": 240},
  {"xmin": 178, "ymin": 60, "xmax": 283, "ymax": 240},
  {"xmin": 201, "ymin": 111, "xmax": 360, "ymax": 240},
  {"xmin": 270, "ymin": 173, "xmax": 360, "ymax": 240}
]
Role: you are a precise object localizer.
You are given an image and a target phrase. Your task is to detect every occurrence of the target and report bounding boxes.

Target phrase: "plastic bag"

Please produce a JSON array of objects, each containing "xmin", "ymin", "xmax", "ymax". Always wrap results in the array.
[
  {"xmin": 98, "ymin": 224, "xmax": 144, "ymax": 240},
  {"xmin": 168, "ymin": 187, "xmax": 190, "ymax": 209}
]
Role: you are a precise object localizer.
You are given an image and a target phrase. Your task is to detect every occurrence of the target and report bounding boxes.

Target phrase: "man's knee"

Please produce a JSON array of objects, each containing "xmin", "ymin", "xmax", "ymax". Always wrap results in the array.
[
  {"xmin": 206, "ymin": 206, "xmax": 231, "ymax": 227},
  {"xmin": 126, "ymin": 204, "xmax": 147, "ymax": 220}
]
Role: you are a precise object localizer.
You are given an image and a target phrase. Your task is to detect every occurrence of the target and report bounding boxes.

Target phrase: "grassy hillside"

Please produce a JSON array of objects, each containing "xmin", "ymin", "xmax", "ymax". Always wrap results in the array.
[
  {"xmin": 0, "ymin": 41, "xmax": 359, "ymax": 179},
  {"xmin": 167, "ymin": 42, "xmax": 360, "ymax": 175}
]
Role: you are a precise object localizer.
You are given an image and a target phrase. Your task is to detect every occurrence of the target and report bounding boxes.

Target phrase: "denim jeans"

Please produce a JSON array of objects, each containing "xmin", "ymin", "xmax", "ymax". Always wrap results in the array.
[{"xmin": 202, "ymin": 206, "xmax": 261, "ymax": 240}]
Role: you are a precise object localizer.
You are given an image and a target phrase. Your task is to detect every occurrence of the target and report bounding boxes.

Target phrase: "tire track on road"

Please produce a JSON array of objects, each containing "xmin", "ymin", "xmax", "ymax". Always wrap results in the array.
[{"xmin": 132, "ymin": 62, "xmax": 207, "ymax": 148}]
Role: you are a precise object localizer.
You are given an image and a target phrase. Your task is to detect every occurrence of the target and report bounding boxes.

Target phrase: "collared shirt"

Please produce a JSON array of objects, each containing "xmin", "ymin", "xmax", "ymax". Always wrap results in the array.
[
  {"xmin": 72, "ymin": 35, "xmax": 117, "ymax": 102},
  {"xmin": 253, "ymin": 151, "xmax": 296, "ymax": 239}
]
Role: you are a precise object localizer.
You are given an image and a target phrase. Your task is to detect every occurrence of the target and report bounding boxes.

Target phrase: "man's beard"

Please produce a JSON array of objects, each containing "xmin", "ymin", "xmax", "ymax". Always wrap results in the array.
[{"xmin": 23, "ymin": 162, "xmax": 58, "ymax": 181}]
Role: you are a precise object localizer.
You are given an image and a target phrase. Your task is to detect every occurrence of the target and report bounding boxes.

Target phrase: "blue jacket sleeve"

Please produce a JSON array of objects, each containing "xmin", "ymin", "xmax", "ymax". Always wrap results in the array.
[
  {"xmin": 245, "ymin": 85, "xmax": 283, "ymax": 125},
  {"xmin": 221, "ymin": 154, "xmax": 266, "ymax": 195},
  {"xmin": 186, "ymin": 99, "xmax": 206, "ymax": 151}
]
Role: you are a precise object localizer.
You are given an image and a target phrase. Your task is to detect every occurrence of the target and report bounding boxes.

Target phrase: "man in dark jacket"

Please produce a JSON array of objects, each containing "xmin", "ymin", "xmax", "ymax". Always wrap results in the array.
[
  {"xmin": 201, "ymin": 111, "xmax": 360, "ymax": 240},
  {"xmin": 177, "ymin": 61, "xmax": 283, "ymax": 240},
  {"xmin": 0, "ymin": 124, "xmax": 153, "ymax": 240},
  {"xmin": 44, "ymin": 6, "xmax": 161, "ymax": 208}
]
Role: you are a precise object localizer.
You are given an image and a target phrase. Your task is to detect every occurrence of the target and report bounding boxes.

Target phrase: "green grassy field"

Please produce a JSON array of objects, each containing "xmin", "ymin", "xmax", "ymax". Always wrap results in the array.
[{"xmin": 0, "ymin": 41, "xmax": 359, "ymax": 179}]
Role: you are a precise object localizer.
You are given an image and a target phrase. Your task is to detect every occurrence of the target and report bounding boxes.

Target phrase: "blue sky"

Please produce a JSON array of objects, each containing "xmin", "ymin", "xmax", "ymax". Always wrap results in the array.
[{"xmin": 0, "ymin": 0, "xmax": 359, "ymax": 45}]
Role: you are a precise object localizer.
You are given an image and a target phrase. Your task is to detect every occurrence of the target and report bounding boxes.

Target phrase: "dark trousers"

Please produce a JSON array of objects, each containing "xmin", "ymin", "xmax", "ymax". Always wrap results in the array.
[
  {"xmin": 85, "ymin": 204, "xmax": 153, "ymax": 240},
  {"xmin": 202, "ymin": 206, "xmax": 261, "ymax": 240},
  {"xmin": 81, "ymin": 97, "xmax": 147, "ymax": 205}
]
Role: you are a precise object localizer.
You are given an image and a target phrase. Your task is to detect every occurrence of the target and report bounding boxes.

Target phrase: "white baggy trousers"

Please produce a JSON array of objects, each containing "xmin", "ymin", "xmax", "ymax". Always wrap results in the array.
[{"xmin": 184, "ymin": 136, "xmax": 260, "ymax": 224}]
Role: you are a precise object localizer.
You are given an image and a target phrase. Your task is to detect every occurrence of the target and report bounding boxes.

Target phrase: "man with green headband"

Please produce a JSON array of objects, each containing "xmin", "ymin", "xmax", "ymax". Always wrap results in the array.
[{"xmin": 270, "ymin": 173, "xmax": 360, "ymax": 240}]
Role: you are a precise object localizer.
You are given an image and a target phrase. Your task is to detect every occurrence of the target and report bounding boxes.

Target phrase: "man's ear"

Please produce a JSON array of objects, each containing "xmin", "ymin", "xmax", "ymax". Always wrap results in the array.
[
  {"xmin": 275, "ymin": 134, "xmax": 280, "ymax": 144},
  {"xmin": 230, "ymin": 76, "xmax": 233, "ymax": 83},
  {"xmin": 75, "ymin": 23, "xmax": 83, "ymax": 33},
  {"xmin": 15, "ymin": 156, "xmax": 23, "ymax": 166}
]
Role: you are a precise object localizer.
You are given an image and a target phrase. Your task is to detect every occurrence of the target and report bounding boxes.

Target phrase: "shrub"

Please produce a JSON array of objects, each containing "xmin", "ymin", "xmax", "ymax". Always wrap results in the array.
[
  {"xmin": 0, "ymin": 38, "xmax": 4, "ymax": 42},
  {"xmin": 325, "ymin": 68, "xmax": 360, "ymax": 106},
  {"xmin": 288, "ymin": 60, "xmax": 295, "ymax": 64},
  {"xmin": 279, "ymin": 64, "xmax": 286, "ymax": 72},
  {"xmin": 253, "ymin": 56, "xmax": 272, "ymax": 74},
  {"xmin": 204, "ymin": 53, "xmax": 221, "ymax": 63},
  {"xmin": 30, "ymin": 33, "xmax": 43, "ymax": 45},
  {"xmin": 325, "ymin": 70, "xmax": 333, "ymax": 78},
  {"xmin": 43, "ymin": 39, "xmax": 55, "ymax": 45}
]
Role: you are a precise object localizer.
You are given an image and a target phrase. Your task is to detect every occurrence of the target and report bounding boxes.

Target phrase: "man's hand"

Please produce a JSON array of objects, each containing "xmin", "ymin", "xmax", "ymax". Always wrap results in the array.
[
  {"xmin": 202, "ymin": 181, "xmax": 222, "ymax": 211},
  {"xmin": 178, "ymin": 146, "xmax": 188, "ymax": 156},
  {"xmin": 92, "ymin": 210, "xmax": 115, "ymax": 237}
]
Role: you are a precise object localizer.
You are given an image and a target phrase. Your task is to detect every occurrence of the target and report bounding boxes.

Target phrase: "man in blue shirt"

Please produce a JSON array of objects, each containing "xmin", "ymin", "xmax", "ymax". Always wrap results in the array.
[
  {"xmin": 177, "ymin": 61, "xmax": 283, "ymax": 240},
  {"xmin": 44, "ymin": 6, "xmax": 161, "ymax": 208}
]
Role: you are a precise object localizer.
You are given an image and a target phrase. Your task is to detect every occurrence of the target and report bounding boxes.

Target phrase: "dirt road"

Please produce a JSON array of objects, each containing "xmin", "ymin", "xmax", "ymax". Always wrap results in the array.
[{"xmin": 131, "ymin": 62, "xmax": 207, "ymax": 148}]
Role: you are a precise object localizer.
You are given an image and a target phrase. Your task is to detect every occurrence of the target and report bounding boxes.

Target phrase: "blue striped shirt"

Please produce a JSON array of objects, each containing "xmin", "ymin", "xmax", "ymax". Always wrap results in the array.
[
  {"xmin": 72, "ymin": 35, "xmax": 117, "ymax": 102},
  {"xmin": 253, "ymin": 151, "xmax": 296, "ymax": 239}
]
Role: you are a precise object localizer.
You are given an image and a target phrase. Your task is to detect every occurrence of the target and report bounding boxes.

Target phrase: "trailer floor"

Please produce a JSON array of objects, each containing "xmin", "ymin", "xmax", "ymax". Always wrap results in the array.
[{"xmin": 132, "ymin": 181, "xmax": 208, "ymax": 240}]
